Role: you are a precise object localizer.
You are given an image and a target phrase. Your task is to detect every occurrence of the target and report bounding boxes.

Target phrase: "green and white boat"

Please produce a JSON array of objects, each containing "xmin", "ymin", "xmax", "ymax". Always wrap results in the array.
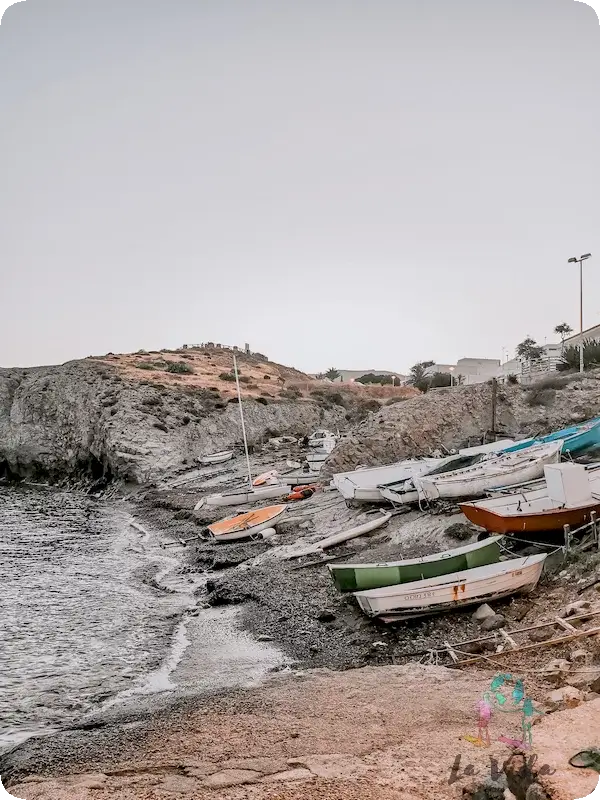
[{"xmin": 328, "ymin": 536, "xmax": 504, "ymax": 593}]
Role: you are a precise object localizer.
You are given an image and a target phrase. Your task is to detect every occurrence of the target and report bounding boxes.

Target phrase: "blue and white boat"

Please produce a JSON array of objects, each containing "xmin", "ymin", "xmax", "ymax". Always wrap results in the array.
[{"xmin": 504, "ymin": 417, "xmax": 600, "ymax": 457}]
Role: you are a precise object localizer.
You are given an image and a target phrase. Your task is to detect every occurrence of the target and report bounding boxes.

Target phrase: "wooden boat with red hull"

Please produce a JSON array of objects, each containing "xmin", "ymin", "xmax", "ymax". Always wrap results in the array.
[
  {"xmin": 460, "ymin": 463, "xmax": 600, "ymax": 535},
  {"xmin": 460, "ymin": 499, "xmax": 600, "ymax": 535}
]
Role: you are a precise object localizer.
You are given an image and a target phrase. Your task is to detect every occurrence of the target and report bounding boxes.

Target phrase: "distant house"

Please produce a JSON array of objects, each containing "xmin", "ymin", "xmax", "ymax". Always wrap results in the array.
[{"xmin": 425, "ymin": 358, "xmax": 500, "ymax": 385}]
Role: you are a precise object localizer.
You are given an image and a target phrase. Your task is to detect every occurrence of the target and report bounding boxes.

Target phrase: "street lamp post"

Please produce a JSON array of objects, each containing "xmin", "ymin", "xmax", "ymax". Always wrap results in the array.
[
  {"xmin": 449, "ymin": 366, "xmax": 455, "ymax": 387},
  {"xmin": 568, "ymin": 253, "xmax": 592, "ymax": 373}
]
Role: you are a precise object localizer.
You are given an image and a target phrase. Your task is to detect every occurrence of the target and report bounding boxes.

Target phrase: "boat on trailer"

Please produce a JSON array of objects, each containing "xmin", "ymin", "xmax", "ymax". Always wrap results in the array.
[
  {"xmin": 415, "ymin": 441, "xmax": 563, "ymax": 501},
  {"xmin": 354, "ymin": 554, "xmax": 547, "ymax": 620},
  {"xmin": 328, "ymin": 536, "xmax": 504, "ymax": 593},
  {"xmin": 460, "ymin": 463, "xmax": 600, "ymax": 535}
]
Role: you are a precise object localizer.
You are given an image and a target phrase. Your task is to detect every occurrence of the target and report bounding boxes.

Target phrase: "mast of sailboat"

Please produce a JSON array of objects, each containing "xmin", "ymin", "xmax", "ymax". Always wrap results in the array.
[{"xmin": 233, "ymin": 354, "xmax": 253, "ymax": 489}]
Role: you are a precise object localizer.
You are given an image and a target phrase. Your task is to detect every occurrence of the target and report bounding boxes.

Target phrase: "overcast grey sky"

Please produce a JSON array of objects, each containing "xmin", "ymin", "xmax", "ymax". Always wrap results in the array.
[{"xmin": 1, "ymin": 0, "xmax": 599, "ymax": 373}]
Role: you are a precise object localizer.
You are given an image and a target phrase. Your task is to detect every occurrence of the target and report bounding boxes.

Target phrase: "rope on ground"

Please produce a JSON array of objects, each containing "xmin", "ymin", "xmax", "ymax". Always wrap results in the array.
[{"xmin": 499, "ymin": 537, "xmax": 564, "ymax": 554}]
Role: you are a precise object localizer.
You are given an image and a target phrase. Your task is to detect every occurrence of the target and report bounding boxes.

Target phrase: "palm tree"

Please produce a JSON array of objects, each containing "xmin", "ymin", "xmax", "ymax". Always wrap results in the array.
[
  {"xmin": 324, "ymin": 368, "xmax": 340, "ymax": 381},
  {"xmin": 408, "ymin": 360, "xmax": 435, "ymax": 392}
]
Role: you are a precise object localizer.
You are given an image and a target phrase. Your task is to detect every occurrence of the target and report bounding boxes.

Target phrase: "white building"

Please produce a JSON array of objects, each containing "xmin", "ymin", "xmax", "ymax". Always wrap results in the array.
[
  {"xmin": 563, "ymin": 322, "xmax": 600, "ymax": 349},
  {"xmin": 425, "ymin": 358, "xmax": 501, "ymax": 385}
]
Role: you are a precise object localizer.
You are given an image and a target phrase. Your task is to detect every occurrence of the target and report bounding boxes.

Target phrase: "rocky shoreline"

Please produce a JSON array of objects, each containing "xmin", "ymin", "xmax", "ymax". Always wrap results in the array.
[{"xmin": 3, "ymin": 358, "xmax": 600, "ymax": 798}]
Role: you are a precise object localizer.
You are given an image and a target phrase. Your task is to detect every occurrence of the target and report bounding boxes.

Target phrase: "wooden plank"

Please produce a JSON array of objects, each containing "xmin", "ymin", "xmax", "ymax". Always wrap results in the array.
[
  {"xmin": 555, "ymin": 616, "xmax": 576, "ymax": 633},
  {"xmin": 457, "ymin": 627, "xmax": 600, "ymax": 666},
  {"xmin": 387, "ymin": 609, "xmax": 600, "ymax": 653}
]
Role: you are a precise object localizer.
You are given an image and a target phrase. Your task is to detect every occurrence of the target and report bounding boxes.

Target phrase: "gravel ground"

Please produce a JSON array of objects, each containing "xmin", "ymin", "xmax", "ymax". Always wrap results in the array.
[
  {"xmin": 5, "ymin": 450, "xmax": 600, "ymax": 798},
  {"xmin": 129, "ymin": 452, "xmax": 560, "ymax": 673}
]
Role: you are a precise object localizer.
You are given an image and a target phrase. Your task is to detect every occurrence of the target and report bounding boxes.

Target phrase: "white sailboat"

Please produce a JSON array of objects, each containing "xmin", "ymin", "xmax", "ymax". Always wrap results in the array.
[{"xmin": 195, "ymin": 356, "xmax": 290, "ymax": 510}]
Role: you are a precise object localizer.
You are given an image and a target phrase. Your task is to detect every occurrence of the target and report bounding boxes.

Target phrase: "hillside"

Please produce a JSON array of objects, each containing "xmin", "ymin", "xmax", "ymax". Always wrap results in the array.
[
  {"xmin": 325, "ymin": 371, "xmax": 600, "ymax": 474},
  {"xmin": 0, "ymin": 346, "xmax": 415, "ymax": 485}
]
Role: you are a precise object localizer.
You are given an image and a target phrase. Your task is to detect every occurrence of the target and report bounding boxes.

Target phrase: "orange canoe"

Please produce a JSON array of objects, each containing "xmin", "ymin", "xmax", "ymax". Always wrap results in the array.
[{"xmin": 208, "ymin": 504, "xmax": 287, "ymax": 542}]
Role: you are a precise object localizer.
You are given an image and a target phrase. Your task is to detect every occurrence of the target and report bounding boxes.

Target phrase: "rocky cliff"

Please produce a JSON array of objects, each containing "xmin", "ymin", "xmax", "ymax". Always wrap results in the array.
[
  {"xmin": 4, "ymin": 349, "xmax": 600, "ymax": 487},
  {"xmin": 0, "ymin": 357, "xmax": 347, "ymax": 485},
  {"xmin": 325, "ymin": 372, "xmax": 600, "ymax": 474}
]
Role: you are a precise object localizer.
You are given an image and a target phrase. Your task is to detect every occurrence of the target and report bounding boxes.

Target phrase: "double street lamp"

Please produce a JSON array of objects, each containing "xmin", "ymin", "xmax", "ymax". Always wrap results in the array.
[{"xmin": 567, "ymin": 253, "xmax": 592, "ymax": 373}]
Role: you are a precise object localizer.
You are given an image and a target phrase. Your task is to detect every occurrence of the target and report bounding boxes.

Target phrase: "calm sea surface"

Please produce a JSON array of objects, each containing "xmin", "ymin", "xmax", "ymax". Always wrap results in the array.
[{"xmin": 0, "ymin": 486, "xmax": 191, "ymax": 752}]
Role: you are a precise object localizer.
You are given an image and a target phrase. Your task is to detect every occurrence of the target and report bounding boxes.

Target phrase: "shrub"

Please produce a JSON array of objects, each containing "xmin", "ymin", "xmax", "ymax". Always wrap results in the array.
[
  {"xmin": 280, "ymin": 388, "xmax": 302, "ymax": 400},
  {"xmin": 263, "ymin": 375, "xmax": 271, "ymax": 380},
  {"xmin": 507, "ymin": 374, "xmax": 519, "ymax": 385},
  {"xmin": 238, "ymin": 375, "xmax": 251, "ymax": 384},
  {"xmin": 227, "ymin": 397, "xmax": 240, "ymax": 404},
  {"xmin": 153, "ymin": 422, "xmax": 168, "ymax": 432},
  {"xmin": 181, "ymin": 415, "xmax": 191, "ymax": 425},
  {"xmin": 135, "ymin": 362, "xmax": 158, "ymax": 371},
  {"xmin": 255, "ymin": 396, "xmax": 269, "ymax": 405},
  {"xmin": 219, "ymin": 372, "xmax": 236, "ymax": 382},
  {"xmin": 429, "ymin": 372, "xmax": 452, "ymax": 388},
  {"xmin": 526, "ymin": 387, "xmax": 555, "ymax": 407},
  {"xmin": 356, "ymin": 373, "xmax": 394, "ymax": 385},
  {"xmin": 558, "ymin": 339, "xmax": 600, "ymax": 371},
  {"xmin": 166, "ymin": 361, "xmax": 194, "ymax": 374}
]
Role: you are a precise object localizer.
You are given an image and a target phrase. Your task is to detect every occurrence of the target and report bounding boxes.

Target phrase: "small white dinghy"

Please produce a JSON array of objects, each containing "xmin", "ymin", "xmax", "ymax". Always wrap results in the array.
[
  {"xmin": 198, "ymin": 450, "xmax": 234, "ymax": 466},
  {"xmin": 208, "ymin": 504, "xmax": 287, "ymax": 542},
  {"xmin": 308, "ymin": 429, "xmax": 337, "ymax": 447},
  {"xmin": 333, "ymin": 459, "xmax": 439, "ymax": 504},
  {"xmin": 195, "ymin": 483, "xmax": 291, "ymax": 510},
  {"xmin": 354, "ymin": 553, "xmax": 547, "ymax": 620},
  {"xmin": 415, "ymin": 441, "xmax": 563, "ymax": 501}
]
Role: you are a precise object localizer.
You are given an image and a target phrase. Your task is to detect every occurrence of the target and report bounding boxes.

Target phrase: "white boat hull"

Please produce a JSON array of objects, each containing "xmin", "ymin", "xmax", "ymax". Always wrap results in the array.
[
  {"xmin": 355, "ymin": 554, "xmax": 546, "ymax": 618},
  {"xmin": 333, "ymin": 459, "xmax": 438, "ymax": 503},
  {"xmin": 379, "ymin": 485, "xmax": 419, "ymax": 505},
  {"xmin": 415, "ymin": 442, "xmax": 562, "ymax": 501},
  {"xmin": 195, "ymin": 484, "xmax": 290, "ymax": 509},
  {"xmin": 199, "ymin": 450, "xmax": 234, "ymax": 465}
]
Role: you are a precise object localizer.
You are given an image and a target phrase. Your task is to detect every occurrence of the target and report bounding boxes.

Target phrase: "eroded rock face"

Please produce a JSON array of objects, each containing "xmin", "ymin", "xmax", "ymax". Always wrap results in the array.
[
  {"xmin": 0, "ymin": 361, "xmax": 344, "ymax": 485},
  {"xmin": 324, "ymin": 377, "xmax": 600, "ymax": 475}
]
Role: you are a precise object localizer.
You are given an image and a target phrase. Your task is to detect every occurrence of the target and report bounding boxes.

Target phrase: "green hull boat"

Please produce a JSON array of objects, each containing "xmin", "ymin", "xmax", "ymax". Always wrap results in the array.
[{"xmin": 328, "ymin": 536, "xmax": 503, "ymax": 593}]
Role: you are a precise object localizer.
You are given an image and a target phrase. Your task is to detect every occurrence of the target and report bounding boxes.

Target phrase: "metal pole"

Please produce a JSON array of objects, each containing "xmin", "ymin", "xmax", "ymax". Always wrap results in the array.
[
  {"xmin": 580, "ymin": 258, "xmax": 584, "ymax": 374},
  {"xmin": 233, "ymin": 354, "xmax": 253, "ymax": 489}
]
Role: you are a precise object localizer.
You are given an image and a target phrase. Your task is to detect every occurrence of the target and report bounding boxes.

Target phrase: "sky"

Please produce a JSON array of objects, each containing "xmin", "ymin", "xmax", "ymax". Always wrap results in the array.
[{"xmin": 1, "ymin": 0, "xmax": 599, "ymax": 374}]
